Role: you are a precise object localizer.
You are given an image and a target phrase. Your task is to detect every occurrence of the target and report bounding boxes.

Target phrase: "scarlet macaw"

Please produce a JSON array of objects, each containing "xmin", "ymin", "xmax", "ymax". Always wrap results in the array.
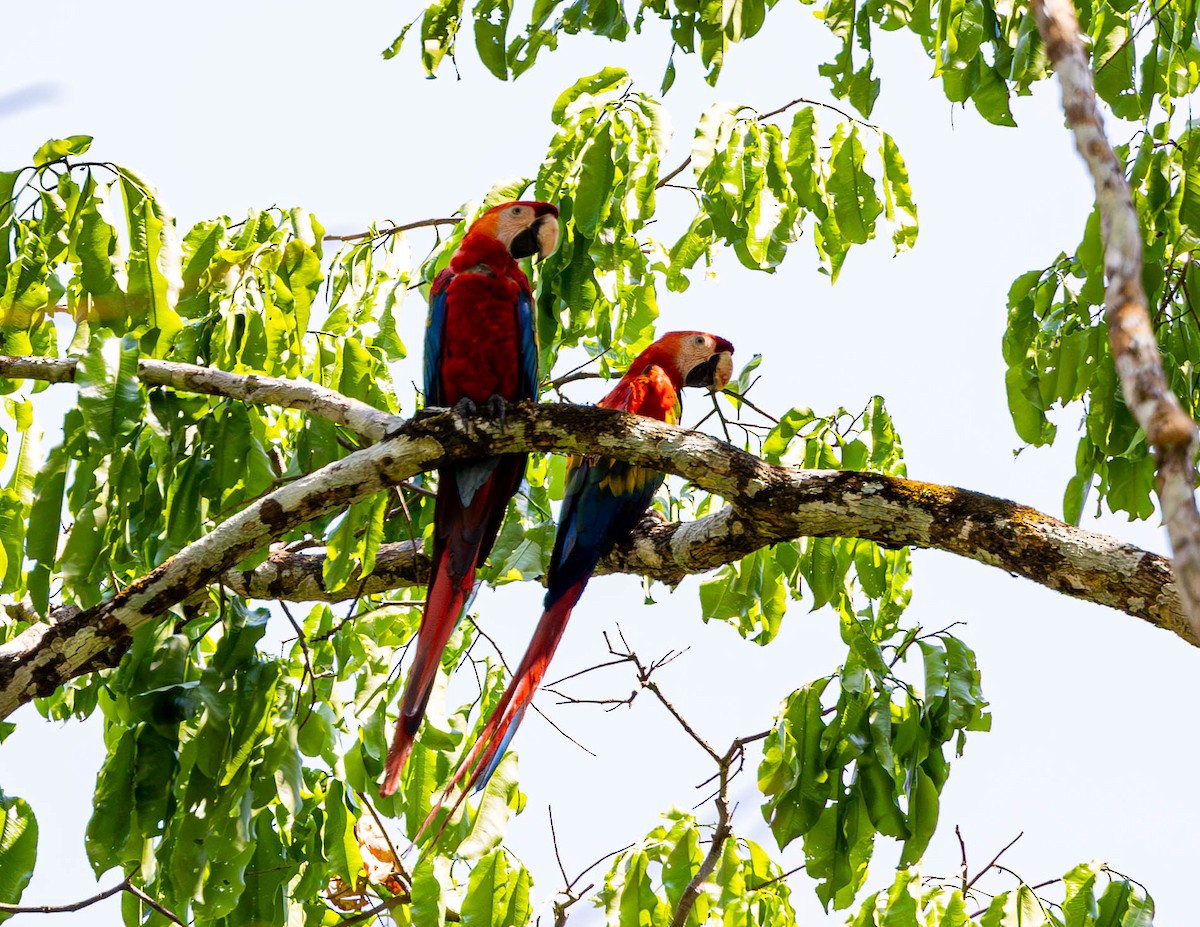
[
  {"xmin": 430, "ymin": 331, "xmax": 735, "ymax": 807},
  {"xmin": 380, "ymin": 200, "xmax": 560, "ymax": 797}
]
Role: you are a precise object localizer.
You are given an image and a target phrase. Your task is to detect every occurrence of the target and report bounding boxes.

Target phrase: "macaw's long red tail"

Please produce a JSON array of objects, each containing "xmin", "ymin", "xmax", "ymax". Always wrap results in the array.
[
  {"xmin": 379, "ymin": 455, "xmax": 526, "ymax": 798},
  {"xmin": 379, "ymin": 549, "xmax": 476, "ymax": 796},
  {"xmin": 416, "ymin": 580, "xmax": 587, "ymax": 841}
]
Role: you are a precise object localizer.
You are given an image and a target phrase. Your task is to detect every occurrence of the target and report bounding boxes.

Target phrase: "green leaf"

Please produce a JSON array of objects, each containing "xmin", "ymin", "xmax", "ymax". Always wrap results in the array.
[
  {"xmin": 573, "ymin": 124, "xmax": 615, "ymax": 237},
  {"xmin": 32, "ymin": 135, "xmax": 93, "ymax": 167},
  {"xmin": 616, "ymin": 850, "xmax": 668, "ymax": 927},
  {"xmin": 759, "ymin": 677, "xmax": 832, "ymax": 849},
  {"xmin": 462, "ymin": 849, "xmax": 532, "ymax": 927},
  {"xmin": 898, "ymin": 766, "xmax": 938, "ymax": 866},
  {"xmin": 85, "ymin": 726, "xmax": 135, "ymax": 875},
  {"xmin": 0, "ymin": 793, "xmax": 38, "ymax": 922},
  {"xmin": 77, "ymin": 334, "xmax": 144, "ymax": 447},
  {"xmin": 880, "ymin": 133, "xmax": 918, "ymax": 252},
  {"xmin": 551, "ymin": 67, "xmax": 628, "ymax": 124},
  {"xmin": 323, "ymin": 781, "xmax": 365, "ymax": 883},
  {"xmin": 474, "ymin": 0, "xmax": 513, "ymax": 78},
  {"xmin": 456, "ymin": 751, "xmax": 520, "ymax": 859},
  {"xmin": 420, "ymin": 0, "xmax": 467, "ymax": 76},
  {"xmin": 413, "ymin": 857, "xmax": 449, "ymax": 927},
  {"xmin": 828, "ymin": 126, "xmax": 882, "ymax": 246},
  {"xmin": 24, "ymin": 443, "xmax": 67, "ymax": 615}
]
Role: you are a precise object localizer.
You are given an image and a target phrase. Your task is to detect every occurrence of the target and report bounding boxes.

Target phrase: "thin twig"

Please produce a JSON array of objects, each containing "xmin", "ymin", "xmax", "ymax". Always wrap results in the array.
[
  {"xmin": 281, "ymin": 602, "xmax": 318, "ymax": 727},
  {"xmin": 311, "ymin": 600, "xmax": 425, "ymax": 644},
  {"xmin": 608, "ymin": 630, "xmax": 719, "ymax": 763},
  {"xmin": 956, "ymin": 825, "xmax": 969, "ymax": 894},
  {"xmin": 964, "ymin": 832, "xmax": 1024, "ymax": 892},
  {"xmin": 656, "ymin": 156, "xmax": 693, "ymax": 188},
  {"xmin": 0, "ymin": 879, "xmax": 129, "ymax": 914},
  {"xmin": 747, "ymin": 861, "xmax": 807, "ymax": 893},
  {"xmin": 722, "ymin": 387, "xmax": 780, "ymax": 424},
  {"xmin": 1095, "ymin": 0, "xmax": 1173, "ymax": 74},
  {"xmin": 124, "ymin": 883, "xmax": 186, "ymax": 926},
  {"xmin": 323, "ymin": 217, "xmax": 462, "ymax": 243},
  {"xmin": 545, "ymin": 347, "xmax": 615, "ymax": 391}
]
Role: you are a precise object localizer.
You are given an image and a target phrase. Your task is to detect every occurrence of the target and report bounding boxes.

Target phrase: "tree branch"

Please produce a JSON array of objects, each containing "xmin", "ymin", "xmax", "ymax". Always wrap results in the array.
[
  {"xmin": 1032, "ymin": 0, "xmax": 1200, "ymax": 640},
  {"xmin": 220, "ymin": 407, "xmax": 1187, "ymax": 644},
  {"xmin": 220, "ymin": 540, "xmax": 429, "ymax": 600},
  {"xmin": 0, "ymin": 402, "xmax": 1192, "ymax": 720},
  {"xmin": 0, "ymin": 354, "xmax": 400, "ymax": 443}
]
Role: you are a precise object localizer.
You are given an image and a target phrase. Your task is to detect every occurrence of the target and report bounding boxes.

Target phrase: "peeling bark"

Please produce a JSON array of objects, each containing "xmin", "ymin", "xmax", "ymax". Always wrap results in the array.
[
  {"xmin": 0, "ymin": 403, "xmax": 1191, "ymax": 720},
  {"xmin": 1031, "ymin": 0, "xmax": 1200, "ymax": 640}
]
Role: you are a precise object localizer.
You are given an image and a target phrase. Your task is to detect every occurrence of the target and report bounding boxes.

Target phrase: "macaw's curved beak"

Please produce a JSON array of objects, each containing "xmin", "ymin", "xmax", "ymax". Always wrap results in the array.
[
  {"xmin": 510, "ymin": 204, "xmax": 560, "ymax": 261},
  {"xmin": 685, "ymin": 350, "xmax": 734, "ymax": 391}
]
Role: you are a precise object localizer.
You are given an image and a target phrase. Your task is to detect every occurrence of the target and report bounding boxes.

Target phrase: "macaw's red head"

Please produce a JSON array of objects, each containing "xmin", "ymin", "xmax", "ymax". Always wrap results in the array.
[
  {"xmin": 636, "ymin": 331, "xmax": 735, "ymax": 391},
  {"xmin": 469, "ymin": 200, "xmax": 560, "ymax": 261}
]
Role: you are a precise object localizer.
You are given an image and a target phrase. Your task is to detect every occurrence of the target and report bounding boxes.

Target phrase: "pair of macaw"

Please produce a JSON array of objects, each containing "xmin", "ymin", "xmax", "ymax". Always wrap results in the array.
[{"xmin": 378, "ymin": 200, "xmax": 734, "ymax": 807}]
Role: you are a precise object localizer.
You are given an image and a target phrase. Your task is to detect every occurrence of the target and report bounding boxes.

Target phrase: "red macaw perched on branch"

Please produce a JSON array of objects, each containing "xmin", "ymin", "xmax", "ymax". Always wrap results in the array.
[
  {"xmin": 380, "ymin": 200, "xmax": 560, "ymax": 797},
  {"xmin": 424, "ymin": 331, "xmax": 735, "ymax": 819}
]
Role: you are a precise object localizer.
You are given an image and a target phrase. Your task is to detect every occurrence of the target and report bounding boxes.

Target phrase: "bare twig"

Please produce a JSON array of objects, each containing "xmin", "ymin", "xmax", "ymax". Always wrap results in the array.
[
  {"xmin": 656, "ymin": 156, "xmax": 693, "ymax": 188},
  {"xmin": 964, "ymin": 832, "xmax": 1024, "ymax": 892},
  {"xmin": 957, "ymin": 825, "xmax": 970, "ymax": 894},
  {"xmin": 124, "ymin": 883, "xmax": 186, "ymax": 926},
  {"xmin": 612, "ymin": 636, "xmax": 720, "ymax": 764},
  {"xmin": 722, "ymin": 387, "xmax": 780, "ymax": 424},
  {"xmin": 323, "ymin": 216, "xmax": 463, "ymax": 243},
  {"xmin": 0, "ymin": 880, "xmax": 129, "ymax": 915}
]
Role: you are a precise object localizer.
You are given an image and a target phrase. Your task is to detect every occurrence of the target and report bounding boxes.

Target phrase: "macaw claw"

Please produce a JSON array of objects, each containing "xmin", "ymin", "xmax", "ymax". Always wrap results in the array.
[{"xmin": 486, "ymin": 395, "xmax": 507, "ymax": 429}]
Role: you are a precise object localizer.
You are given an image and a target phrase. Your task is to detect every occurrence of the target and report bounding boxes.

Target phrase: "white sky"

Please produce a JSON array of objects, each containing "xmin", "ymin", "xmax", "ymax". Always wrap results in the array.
[{"xmin": 1, "ymin": 1, "xmax": 1196, "ymax": 924}]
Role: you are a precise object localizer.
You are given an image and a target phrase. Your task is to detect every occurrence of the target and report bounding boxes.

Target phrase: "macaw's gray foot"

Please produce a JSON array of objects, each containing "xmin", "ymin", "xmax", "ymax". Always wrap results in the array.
[
  {"xmin": 453, "ymin": 397, "xmax": 479, "ymax": 417},
  {"xmin": 486, "ymin": 395, "xmax": 507, "ymax": 429}
]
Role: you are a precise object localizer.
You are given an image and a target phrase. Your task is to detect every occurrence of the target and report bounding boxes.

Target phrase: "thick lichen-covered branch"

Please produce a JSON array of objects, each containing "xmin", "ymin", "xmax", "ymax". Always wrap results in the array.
[
  {"xmin": 233, "ymin": 471, "xmax": 1182, "ymax": 642},
  {"xmin": 0, "ymin": 403, "xmax": 1190, "ymax": 720},
  {"xmin": 1031, "ymin": 0, "xmax": 1200, "ymax": 640}
]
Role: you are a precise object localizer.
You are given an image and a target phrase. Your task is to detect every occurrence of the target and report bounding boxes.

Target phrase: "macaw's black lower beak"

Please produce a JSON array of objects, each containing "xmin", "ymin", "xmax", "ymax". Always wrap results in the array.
[
  {"xmin": 510, "ymin": 215, "xmax": 560, "ymax": 261},
  {"xmin": 685, "ymin": 352, "xmax": 734, "ymax": 391}
]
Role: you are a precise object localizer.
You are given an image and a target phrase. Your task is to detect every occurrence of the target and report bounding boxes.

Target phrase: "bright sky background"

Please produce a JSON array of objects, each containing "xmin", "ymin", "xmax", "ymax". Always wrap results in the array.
[{"xmin": 1, "ymin": 2, "xmax": 1196, "ymax": 924}]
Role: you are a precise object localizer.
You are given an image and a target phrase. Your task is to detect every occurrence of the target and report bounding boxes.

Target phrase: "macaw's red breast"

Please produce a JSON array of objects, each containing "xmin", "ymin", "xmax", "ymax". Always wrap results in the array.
[
  {"xmin": 450, "ymin": 231, "xmax": 526, "ymax": 280},
  {"xmin": 439, "ymin": 270, "xmax": 526, "ymax": 405},
  {"xmin": 599, "ymin": 364, "xmax": 679, "ymax": 423}
]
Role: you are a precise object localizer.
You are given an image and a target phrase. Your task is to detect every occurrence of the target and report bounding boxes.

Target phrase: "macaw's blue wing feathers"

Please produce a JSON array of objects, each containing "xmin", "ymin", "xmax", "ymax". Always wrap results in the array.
[
  {"xmin": 424, "ymin": 271, "xmax": 451, "ymax": 405},
  {"xmin": 517, "ymin": 289, "xmax": 539, "ymax": 401},
  {"xmin": 549, "ymin": 457, "xmax": 663, "ymax": 604}
]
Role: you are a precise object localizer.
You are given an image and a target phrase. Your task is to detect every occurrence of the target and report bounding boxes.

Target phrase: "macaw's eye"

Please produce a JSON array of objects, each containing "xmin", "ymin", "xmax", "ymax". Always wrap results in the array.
[
  {"xmin": 694, "ymin": 335, "xmax": 706, "ymax": 345},
  {"xmin": 511, "ymin": 206, "xmax": 524, "ymax": 216}
]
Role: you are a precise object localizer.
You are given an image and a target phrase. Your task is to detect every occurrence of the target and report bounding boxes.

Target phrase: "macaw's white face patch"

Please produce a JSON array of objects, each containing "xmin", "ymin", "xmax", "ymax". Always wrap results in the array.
[{"xmin": 495, "ymin": 203, "xmax": 560, "ymax": 261}]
